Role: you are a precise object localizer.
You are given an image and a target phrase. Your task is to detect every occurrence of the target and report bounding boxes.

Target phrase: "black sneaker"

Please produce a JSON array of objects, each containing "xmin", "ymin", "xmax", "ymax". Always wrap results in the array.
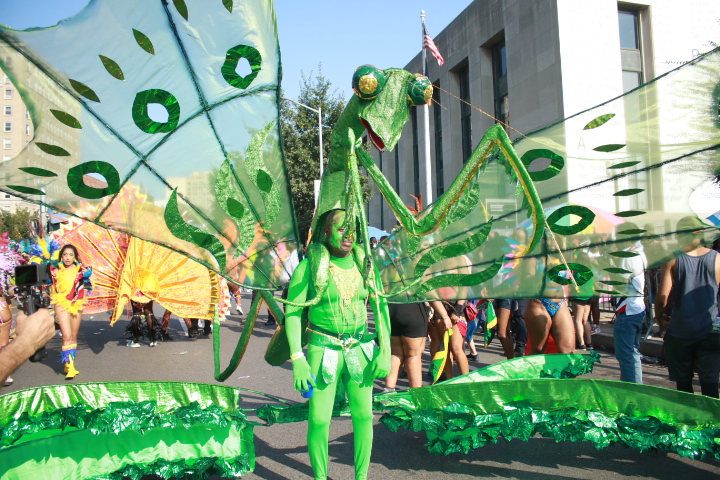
[
  {"xmin": 266, "ymin": 318, "xmax": 276, "ymax": 326},
  {"xmin": 466, "ymin": 353, "xmax": 479, "ymax": 362}
]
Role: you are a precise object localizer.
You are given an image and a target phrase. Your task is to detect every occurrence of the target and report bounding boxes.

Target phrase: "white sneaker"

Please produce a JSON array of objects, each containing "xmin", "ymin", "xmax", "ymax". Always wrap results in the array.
[
  {"xmin": 127, "ymin": 341, "xmax": 141, "ymax": 348},
  {"xmin": 149, "ymin": 341, "xmax": 157, "ymax": 347},
  {"xmin": 236, "ymin": 305, "xmax": 244, "ymax": 315}
]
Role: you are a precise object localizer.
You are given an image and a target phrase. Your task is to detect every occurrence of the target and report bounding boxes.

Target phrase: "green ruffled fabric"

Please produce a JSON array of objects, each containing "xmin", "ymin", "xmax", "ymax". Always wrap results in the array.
[
  {"xmin": 259, "ymin": 354, "xmax": 600, "ymax": 426},
  {"xmin": 374, "ymin": 352, "xmax": 600, "ymax": 410},
  {"xmin": 1, "ymin": 400, "xmax": 250, "ymax": 447},
  {"xmin": 88, "ymin": 455, "xmax": 253, "ymax": 480},
  {"xmin": 0, "ymin": 382, "xmax": 255, "ymax": 480},
  {"xmin": 379, "ymin": 379, "xmax": 720, "ymax": 459}
]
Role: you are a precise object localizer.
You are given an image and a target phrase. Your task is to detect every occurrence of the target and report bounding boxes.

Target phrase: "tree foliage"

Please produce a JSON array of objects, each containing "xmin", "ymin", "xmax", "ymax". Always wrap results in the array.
[
  {"xmin": 281, "ymin": 66, "xmax": 372, "ymax": 245},
  {"xmin": 0, "ymin": 208, "xmax": 36, "ymax": 240}
]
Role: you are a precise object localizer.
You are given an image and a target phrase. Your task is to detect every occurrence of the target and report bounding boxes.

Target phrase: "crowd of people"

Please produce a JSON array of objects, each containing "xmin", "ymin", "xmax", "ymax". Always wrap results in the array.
[
  {"xmin": 373, "ymin": 215, "xmax": 720, "ymax": 400},
  {"xmin": 1, "ymin": 214, "xmax": 719, "ymax": 404}
]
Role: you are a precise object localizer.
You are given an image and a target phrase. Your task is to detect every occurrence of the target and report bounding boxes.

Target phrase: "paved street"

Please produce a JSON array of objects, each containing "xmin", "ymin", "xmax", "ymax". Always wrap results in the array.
[{"xmin": 3, "ymin": 294, "xmax": 720, "ymax": 479}]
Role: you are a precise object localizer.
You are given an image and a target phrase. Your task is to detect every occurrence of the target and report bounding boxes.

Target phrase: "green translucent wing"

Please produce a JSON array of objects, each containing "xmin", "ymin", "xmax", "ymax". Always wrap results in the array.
[
  {"xmin": 377, "ymin": 47, "xmax": 720, "ymax": 302},
  {"xmin": 0, "ymin": 0, "xmax": 299, "ymax": 289}
]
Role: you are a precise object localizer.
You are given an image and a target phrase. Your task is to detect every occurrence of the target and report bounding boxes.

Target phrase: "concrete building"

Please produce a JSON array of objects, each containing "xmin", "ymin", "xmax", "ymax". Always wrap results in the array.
[
  {"xmin": 366, "ymin": 0, "xmax": 720, "ymax": 232},
  {"xmin": 1, "ymin": 70, "xmax": 37, "ymax": 214}
]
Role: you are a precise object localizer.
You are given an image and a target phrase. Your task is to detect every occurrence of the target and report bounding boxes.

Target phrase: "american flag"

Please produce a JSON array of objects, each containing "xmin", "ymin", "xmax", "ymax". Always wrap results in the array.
[{"xmin": 423, "ymin": 25, "xmax": 444, "ymax": 66}]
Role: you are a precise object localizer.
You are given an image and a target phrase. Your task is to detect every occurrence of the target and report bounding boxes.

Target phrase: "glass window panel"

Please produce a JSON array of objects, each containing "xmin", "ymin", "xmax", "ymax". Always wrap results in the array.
[
  {"xmin": 618, "ymin": 11, "xmax": 638, "ymax": 49},
  {"xmin": 622, "ymin": 70, "xmax": 641, "ymax": 93}
]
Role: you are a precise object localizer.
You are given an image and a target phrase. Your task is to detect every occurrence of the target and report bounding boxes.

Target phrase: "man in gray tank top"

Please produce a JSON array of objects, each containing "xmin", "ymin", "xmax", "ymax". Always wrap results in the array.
[{"xmin": 655, "ymin": 216, "xmax": 720, "ymax": 399}]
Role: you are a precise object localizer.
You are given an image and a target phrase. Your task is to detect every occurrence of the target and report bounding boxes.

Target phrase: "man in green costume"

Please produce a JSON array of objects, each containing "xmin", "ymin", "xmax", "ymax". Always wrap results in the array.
[{"xmin": 285, "ymin": 170, "xmax": 390, "ymax": 480}]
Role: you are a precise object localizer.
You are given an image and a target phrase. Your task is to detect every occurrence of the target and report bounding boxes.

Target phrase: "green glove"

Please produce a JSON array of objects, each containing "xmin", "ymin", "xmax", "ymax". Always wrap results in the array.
[
  {"xmin": 371, "ymin": 351, "xmax": 390, "ymax": 379},
  {"xmin": 292, "ymin": 355, "xmax": 316, "ymax": 391}
]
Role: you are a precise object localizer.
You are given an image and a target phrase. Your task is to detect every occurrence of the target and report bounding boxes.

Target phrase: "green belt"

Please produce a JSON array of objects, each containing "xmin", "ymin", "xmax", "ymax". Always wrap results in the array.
[
  {"xmin": 307, "ymin": 324, "xmax": 377, "ymax": 385},
  {"xmin": 307, "ymin": 324, "xmax": 376, "ymax": 351}
]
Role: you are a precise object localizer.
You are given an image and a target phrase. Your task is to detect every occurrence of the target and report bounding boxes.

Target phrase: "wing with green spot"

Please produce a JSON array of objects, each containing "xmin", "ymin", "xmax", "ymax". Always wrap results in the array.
[{"xmin": 0, "ymin": 0, "xmax": 299, "ymax": 289}]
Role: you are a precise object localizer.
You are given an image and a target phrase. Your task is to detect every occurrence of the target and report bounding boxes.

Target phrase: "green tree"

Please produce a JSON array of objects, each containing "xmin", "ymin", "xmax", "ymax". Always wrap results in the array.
[
  {"xmin": 282, "ymin": 66, "xmax": 372, "ymax": 244},
  {"xmin": 0, "ymin": 208, "xmax": 36, "ymax": 240}
]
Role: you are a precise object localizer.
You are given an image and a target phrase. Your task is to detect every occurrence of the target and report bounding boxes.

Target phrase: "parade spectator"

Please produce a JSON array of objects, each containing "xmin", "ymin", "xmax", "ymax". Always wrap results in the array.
[
  {"xmin": 494, "ymin": 299, "xmax": 520, "ymax": 359},
  {"xmin": 0, "ymin": 288, "xmax": 13, "ymax": 386},
  {"xmin": 524, "ymin": 252, "xmax": 575, "ymax": 354},
  {"xmin": 613, "ymin": 222, "xmax": 647, "ymax": 384},
  {"xmin": 385, "ymin": 302, "xmax": 429, "ymax": 390},
  {"xmin": 655, "ymin": 216, "xmax": 720, "ymax": 398},
  {"xmin": 0, "ymin": 309, "xmax": 54, "ymax": 382}
]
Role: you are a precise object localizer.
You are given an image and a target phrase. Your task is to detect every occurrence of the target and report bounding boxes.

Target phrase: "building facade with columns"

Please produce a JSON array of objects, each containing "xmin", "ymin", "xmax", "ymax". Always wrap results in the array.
[{"xmin": 366, "ymin": 0, "xmax": 720, "ymax": 233}]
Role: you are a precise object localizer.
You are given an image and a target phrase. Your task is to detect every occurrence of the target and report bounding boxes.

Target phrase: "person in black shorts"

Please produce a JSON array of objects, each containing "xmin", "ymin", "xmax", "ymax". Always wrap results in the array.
[
  {"xmin": 656, "ymin": 216, "xmax": 720, "ymax": 398},
  {"xmin": 385, "ymin": 302, "xmax": 429, "ymax": 389}
]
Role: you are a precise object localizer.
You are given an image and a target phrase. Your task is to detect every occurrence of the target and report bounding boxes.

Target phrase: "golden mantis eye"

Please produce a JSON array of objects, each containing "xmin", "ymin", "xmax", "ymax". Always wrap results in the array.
[
  {"xmin": 352, "ymin": 65, "xmax": 386, "ymax": 100},
  {"xmin": 408, "ymin": 74, "xmax": 432, "ymax": 105}
]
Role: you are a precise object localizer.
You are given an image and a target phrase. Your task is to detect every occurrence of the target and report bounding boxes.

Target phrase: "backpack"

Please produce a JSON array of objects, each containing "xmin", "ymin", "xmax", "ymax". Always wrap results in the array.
[{"xmin": 464, "ymin": 301, "xmax": 479, "ymax": 322}]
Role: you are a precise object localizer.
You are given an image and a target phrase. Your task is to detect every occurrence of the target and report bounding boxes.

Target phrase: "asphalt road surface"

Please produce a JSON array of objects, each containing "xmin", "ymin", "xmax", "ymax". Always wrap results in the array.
[{"xmin": 3, "ymin": 294, "xmax": 720, "ymax": 480}]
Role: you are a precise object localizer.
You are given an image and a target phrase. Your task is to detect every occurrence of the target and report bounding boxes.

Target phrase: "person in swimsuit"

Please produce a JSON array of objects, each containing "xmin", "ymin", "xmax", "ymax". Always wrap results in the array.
[{"xmin": 524, "ymin": 256, "xmax": 575, "ymax": 354}]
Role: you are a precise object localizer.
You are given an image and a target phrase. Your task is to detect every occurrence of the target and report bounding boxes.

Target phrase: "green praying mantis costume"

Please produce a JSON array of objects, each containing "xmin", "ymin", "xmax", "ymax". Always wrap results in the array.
[
  {"xmin": 285, "ymin": 208, "xmax": 387, "ymax": 480},
  {"xmin": 280, "ymin": 66, "xmax": 546, "ymax": 479}
]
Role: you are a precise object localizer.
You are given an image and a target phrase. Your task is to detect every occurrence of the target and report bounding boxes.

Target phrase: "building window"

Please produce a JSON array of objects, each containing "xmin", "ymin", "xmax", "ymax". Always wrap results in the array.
[
  {"xmin": 3, "ymin": 193, "xmax": 10, "ymax": 199},
  {"xmin": 618, "ymin": 10, "xmax": 643, "ymax": 92},
  {"xmin": 433, "ymin": 82, "xmax": 444, "ymax": 197},
  {"xmin": 457, "ymin": 65, "xmax": 472, "ymax": 163},
  {"xmin": 3, "ymin": 106, "xmax": 10, "ymax": 116},
  {"xmin": 411, "ymin": 107, "xmax": 420, "ymax": 196},
  {"xmin": 4, "ymin": 89, "xmax": 11, "ymax": 100},
  {"xmin": 25, "ymin": 125, "xmax": 29, "ymax": 135},
  {"xmin": 492, "ymin": 40, "xmax": 509, "ymax": 129},
  {"xmin": 3, "ymin": 205, "xmax": 10, "ymax": 211},
  {"xmin": 3, "ymin": 122, "xmax": 10, "ymax": 133},
  {"xmin": 25, "ymin": 109, "xmax": 29, "ymax": 120},
  {"xmin": 3, "ymin": 139, "xmax": 10, "ymax": 149},
  {"xmin": 2, "ymin": 155, "xmax": 11, "ymax": 161}
]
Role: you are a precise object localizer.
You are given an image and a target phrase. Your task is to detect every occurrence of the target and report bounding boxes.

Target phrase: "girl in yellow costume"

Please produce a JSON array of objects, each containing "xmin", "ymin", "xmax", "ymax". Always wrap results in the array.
[{"xmin": 51, "ymin": 244, "xmax": 92, "ymax": 380}]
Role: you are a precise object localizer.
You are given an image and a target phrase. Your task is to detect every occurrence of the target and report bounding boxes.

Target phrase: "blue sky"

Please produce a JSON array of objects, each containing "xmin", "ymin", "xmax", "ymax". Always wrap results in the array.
[{"xmin": 0, "ymin": 0, "xmax": 473, "ymax": 100}]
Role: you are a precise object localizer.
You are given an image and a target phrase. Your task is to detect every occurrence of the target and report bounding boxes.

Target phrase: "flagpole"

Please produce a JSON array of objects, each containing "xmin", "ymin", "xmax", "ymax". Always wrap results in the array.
[{"xmin": 421, "ymin": 10, "xmax": 433, "ymax": 205}]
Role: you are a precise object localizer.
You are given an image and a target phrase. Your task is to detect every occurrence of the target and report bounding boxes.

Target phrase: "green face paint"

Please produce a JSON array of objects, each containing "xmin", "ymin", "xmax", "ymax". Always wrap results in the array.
[{"xmin": 325, "ymin": 211, "xmax": 354, "ymax": 257}]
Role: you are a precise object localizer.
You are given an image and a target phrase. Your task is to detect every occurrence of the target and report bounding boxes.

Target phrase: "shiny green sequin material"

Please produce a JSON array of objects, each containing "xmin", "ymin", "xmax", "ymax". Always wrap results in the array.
[
  {"xmin": 164, "ymin": 190, "xmax": 227, "ymax": 271},
  {"xmin": 132, "ymin": 89, "xmax": 180, "ymax": 134},
  {"xmin": 49, "ymin": 109, "xmax": 82, "ymax": 128},
  {"xmin": 222, "ymin": 45, "xmax": 262, "ymax": 89},
  {"xmin": 413, "ymin": 220, "xmax": 493, "ymax": 282},
  {"xmin": 67, "ymin": 161, "xmax": 120, "ymax": 199},
  {"xmin": 244, "ymin": 121, "xmax": 281, "ymax": 226},
  {"xmin": 68, "ymin": 78, "xmax": 100, "ymax": 102},
  {"xmin": 132, "ymin": 28, "xmax": 155, "ymax": 54},
  {"xmin": 583, "ymin": 113, "xmax": 616, "ymax": 130},
  {"xmin": 547, "ymin": 205, "xmax": 595, "ymax": 235},
  {"xmin": 36, "ymin": 142, "xmax": 70, "ymax": 156},
  {"xmin": 546, "ymin": 263, "xmax": 593, "ymax": 286},
  {"xmin": 99, "ymin": 54, "xmax": 125, "ymax": 80},
  {"xmin": 19, "ymin": 167, "xmax": 57, "ymax": 177},
  {"xmin": 7, "ymin": 185, "xmax": 45, "ymax": 195},
  {"xmin": 521, "ymin": 149, "xmax": 564, "ymax": 181},
  {"xmin": 216, "ymin": 157, "xmax": 256, "ymax": 258}
]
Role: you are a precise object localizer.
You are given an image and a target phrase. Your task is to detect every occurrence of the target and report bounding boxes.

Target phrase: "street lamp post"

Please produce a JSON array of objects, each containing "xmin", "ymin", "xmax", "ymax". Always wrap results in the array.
[{"xmin": 283, "ymin": 98, "xmax": 323, "ymax": 206}]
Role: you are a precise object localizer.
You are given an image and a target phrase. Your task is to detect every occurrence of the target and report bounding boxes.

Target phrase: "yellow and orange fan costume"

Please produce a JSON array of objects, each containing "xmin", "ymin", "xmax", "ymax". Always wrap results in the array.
[{"xmin": 51, "ymin": 219, "xmax": 230, "ymax": 327}]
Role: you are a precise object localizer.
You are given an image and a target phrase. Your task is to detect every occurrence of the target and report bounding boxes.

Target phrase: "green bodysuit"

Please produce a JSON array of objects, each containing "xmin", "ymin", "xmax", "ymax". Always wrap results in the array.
[{"xmin": 286, "ymin": 251, "xmax": 387, "ymax": 480}]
